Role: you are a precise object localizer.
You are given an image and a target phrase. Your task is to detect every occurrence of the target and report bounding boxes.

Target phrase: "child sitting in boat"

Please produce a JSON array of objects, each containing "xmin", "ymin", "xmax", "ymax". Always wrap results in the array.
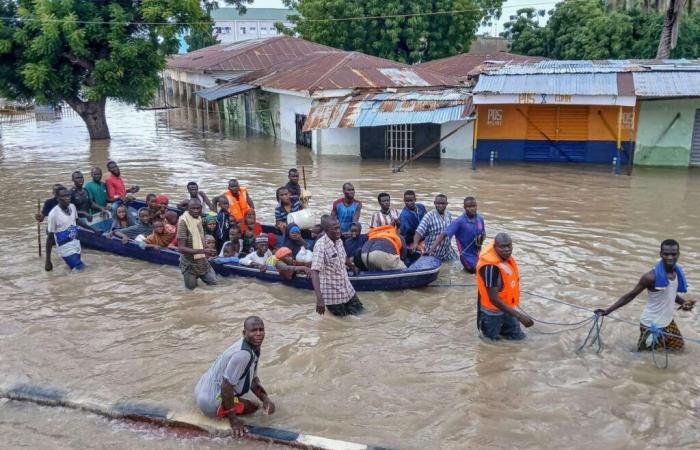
[
  {"xmin": 283, "ymin": 224, "xmax": 313, "ymax": 266},
  {"xmin": 204, "ymin": 235, "xmax": 217, "ymax": 260},
  {"xmin": 144, "ymin": 219, "xmax": 175, "ymax": 249},
  {"xmin": 215, "ymin": 196, "xmax": 233, "ymax": 251},
  {"xmin": 240, "ymin": 236, "xmax": 272, "ymax": 272},
  {"xmin": 204, "ymin": 212, "xmax": 218, "ymax": 238},
  {"xmin": 240, "ymin": 209, "xmax": 278, "ymax": 250},
  {"xmin": 266, "ymin": 247, "xmax": 310, "ymax": 280},
  {"xmin": 111, "ymin": 204, "xmax": 135, "ymax": 231},
  {"xmin": 240, "ymin": 229, "xmax": 256, "ymax": 256},
  {"xmin": 220, "ymin": 240, "xmax": 240, "ymax": 258}
]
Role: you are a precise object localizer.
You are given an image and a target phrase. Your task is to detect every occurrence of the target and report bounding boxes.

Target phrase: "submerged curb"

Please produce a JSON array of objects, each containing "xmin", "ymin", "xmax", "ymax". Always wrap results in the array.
[{"xmin": 0, "ymin": 383, "xmax": 392, "ymax": 450}]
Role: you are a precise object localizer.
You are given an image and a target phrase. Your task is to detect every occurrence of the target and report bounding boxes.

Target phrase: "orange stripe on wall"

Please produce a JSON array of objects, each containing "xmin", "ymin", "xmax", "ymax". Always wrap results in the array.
[{"xmin": 476, "ymin": 104, "xmax": 637, "ymax": 142}]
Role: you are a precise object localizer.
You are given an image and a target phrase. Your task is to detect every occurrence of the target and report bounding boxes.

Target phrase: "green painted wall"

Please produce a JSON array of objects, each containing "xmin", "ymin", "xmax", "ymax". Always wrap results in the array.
[{"xmin": 634, "ymin": 98, "xmax": 700, "ymax": 167}]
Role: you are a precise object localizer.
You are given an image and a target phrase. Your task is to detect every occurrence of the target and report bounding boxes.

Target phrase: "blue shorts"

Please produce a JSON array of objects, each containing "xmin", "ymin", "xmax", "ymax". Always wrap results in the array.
[
  {"xmin": 62, "ymin": 253, "xmax": 85, "ymax": 271},
  {"xmin": 479, "ymin": 312, "xmax": 526, "ymax": 340}
]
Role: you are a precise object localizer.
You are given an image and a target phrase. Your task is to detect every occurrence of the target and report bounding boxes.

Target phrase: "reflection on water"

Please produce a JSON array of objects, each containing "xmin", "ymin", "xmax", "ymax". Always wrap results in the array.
[{"xmin": 1, "ymin": 103, "xmax": 699, "ymax": 449}]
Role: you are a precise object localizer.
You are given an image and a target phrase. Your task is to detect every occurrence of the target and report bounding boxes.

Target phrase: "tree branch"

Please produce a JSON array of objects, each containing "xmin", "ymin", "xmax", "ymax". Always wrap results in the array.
[{"xmin": 64, "ymin": 52, "xmax": 95, "ymax": 71}]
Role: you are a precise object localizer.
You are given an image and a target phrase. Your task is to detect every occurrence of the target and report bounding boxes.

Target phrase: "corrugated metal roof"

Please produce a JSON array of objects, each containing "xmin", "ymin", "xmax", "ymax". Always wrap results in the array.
[
  {"xmin": 474, "ymin": 73, "xmax": 621, "ymax": 96},
  {"xmin": 195, "ymin": 83, "xmax": 257, "ymax": 101},
  {"xmin": 167, "ymin": 36, "xmax": 338, "ymax": 71},
  {"xmin": 415, "ymin": 53, "xmax": 546, "ymax": 80},
  {"xmin": 303, "ymin": 89, "xmax": 473, "ymax": 130},
  {"xmin": 633, "ymin": 71, "xmax": 700, "ymax": 97},
  {"xmin": 211, "ymin": 7, "xmax": 295, "ymax": 21},
  {"xmin": 483, "ymin": 59, "xmax": 700, "ymax": 75},
  {"xmin": 254, "ymin": 52, "xmax": 459, "ymax": 93}
]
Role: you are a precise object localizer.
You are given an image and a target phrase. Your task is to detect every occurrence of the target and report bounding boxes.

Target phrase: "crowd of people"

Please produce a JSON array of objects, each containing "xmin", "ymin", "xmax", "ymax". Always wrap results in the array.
[{"xmin": 35, "ymin": 161, "xmax": 695, "ymax": 438}]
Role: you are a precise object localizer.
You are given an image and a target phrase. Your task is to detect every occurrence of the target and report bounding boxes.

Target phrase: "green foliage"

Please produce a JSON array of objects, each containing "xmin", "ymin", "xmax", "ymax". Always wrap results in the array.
[
  {"xmin": 279, "ymin": 0, "xmax": 504, "ymax": 64},
  {"xmin": 502, "ymin": 0, "xmax": 700, "ymax": 59},
  {"xmin": 1, "ymin": 0, "xmax": 208, "ymax": 107}
]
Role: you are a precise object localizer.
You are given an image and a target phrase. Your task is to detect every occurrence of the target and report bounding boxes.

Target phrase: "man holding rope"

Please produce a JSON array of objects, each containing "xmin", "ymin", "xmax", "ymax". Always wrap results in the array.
[
  {"xmin": 595, "ymin": 239, "xmax": 694, "ymax": 351},
  {"xmin": 476, "ymin": 233, "xmax": 534, "ymax": 340}
]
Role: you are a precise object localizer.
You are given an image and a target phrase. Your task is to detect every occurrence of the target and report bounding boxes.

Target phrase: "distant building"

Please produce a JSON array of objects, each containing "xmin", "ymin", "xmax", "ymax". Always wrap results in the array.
[
  {"xmin": 415, "ymin": 52, "xmax": 545, "ymax": 85},
  {"xmin": 211, "ymin": 8, "xmax": 295, "ymax": 44}
]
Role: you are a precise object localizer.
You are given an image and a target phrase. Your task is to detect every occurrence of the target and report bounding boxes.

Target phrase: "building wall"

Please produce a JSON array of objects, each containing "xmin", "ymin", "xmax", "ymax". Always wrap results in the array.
[
  {"xmin": 634, "ymin": 98, "xmax": 700, "ymax": 167},
  {"xmin": 474, "ymin": 104, "xmax": 637, "ymax": 163},
  {"xmin": 278, "ymin": 93, "xmax": 313, "ymax": 145},
  {"xmin": 213, "ymin": 20, "xmax": 293, "ymax": 43},
  {"xmin": 440, "ymin": 120, "xmax": 474, "ymax": 160},
  {"xmin": 315, "ymin": 128, "xmax": 361, "ymax": 156}
]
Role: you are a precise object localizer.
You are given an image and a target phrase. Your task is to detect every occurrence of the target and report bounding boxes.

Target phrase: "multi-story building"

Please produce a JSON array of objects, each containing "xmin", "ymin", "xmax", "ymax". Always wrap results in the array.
[{"xmin": 211, "ymin": 8, "xmax": 295, "ymax": 44}]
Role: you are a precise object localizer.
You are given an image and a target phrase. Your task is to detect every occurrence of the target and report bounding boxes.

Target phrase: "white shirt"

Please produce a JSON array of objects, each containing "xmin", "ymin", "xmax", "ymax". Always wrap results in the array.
[
  {"xmin": 47, "ymin": 204, "xmax": 81, "ymax": 257},
  {"xmin": 641, "ymin": 276, "xmax": 678, "ymax": 328},
  {"xmin": 240, "ymin": 249, "xmax": 272, "ymax": 266}
]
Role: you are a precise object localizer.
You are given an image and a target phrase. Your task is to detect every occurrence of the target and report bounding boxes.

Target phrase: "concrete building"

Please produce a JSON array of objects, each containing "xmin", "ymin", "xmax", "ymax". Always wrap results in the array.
[
  {"xmin": 211, "ymin": 8, "xmax": 295, "ymax": 44},
  {"xmin": 165, "ymin": 37, "xmax": 473, "ymax": 160},
  {"xmin": 632, "ymin": 70, "xmax": 700, "ymax": 167},
  {"xmin": 471, "ymin": 59, "xmax": 700, "ymax": 167}
]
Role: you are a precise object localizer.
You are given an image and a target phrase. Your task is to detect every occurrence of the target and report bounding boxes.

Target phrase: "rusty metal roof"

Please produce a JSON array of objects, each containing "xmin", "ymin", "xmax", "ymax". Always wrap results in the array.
[
  {"xmin": 303, "ymin": 89, "xmax": 473, "ymax": 130},
  {"xmin": 415, "ymin": 53, "xmax": 546, "ymax": 80},
  {"xmin": 166, "ymin": 36, "xmax": 339, "ymax": 72},
  {"xmin": 253, "ymin": 52, "xmax": 460, "ymax": 93}
]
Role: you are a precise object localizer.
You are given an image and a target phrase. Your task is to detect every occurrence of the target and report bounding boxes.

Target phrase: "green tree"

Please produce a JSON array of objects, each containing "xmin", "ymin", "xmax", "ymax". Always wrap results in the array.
[
  {"xmin": 500, "ymin": 8, "xmax": 549, "ymax": 56},
  {"xmin": 279, "ymin": 0, "xmax": 504, "ymax": 64},
  {"xmin": 0, "ymin": 0, "xmax": 208, "ymax": 140},
  {"xmin": 185, "ymin": 1, "xmax": 220, "ymax": 52},
  {"xmin": 503, "ymin": 0, "xmax": 700, "ymax": 59}
]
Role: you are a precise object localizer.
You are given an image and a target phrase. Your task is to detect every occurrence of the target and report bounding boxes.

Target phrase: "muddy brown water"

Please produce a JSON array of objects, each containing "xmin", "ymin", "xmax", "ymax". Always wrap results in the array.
[{"xmin": 1, "ymin": 103, "xmax": 699, "ymax": 449}]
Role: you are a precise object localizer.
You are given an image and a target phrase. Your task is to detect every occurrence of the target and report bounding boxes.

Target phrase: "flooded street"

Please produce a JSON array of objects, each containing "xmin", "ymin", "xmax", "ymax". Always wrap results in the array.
[{"xmin": 1, "ymin": 103, "xmax": 699, "ymax": 449}]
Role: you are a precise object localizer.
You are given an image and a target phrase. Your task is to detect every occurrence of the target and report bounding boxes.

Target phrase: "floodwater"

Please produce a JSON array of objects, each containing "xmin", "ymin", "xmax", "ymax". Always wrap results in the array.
[{"xmin": 1, "ymin": 103, "xmax": 699, "ymax": 450}]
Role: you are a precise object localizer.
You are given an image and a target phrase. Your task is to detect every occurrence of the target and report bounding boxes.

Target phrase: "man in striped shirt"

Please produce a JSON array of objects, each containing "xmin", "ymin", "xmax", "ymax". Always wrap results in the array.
[{"xmin": 409, "ymin": 194, "xmax": 457, "ymax": 262}]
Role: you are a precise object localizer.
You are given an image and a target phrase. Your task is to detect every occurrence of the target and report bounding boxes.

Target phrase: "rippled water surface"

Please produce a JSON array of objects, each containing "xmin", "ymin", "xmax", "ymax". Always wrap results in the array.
[{"xmin": 1, "ymin": 104, "xmax": 699, "ymax": 449}]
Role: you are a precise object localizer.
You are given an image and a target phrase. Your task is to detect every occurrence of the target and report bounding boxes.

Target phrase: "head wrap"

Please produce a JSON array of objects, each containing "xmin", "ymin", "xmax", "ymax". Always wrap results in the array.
[
  {"xmin": 275, "ymin": 247, "xmax": 292, "ymax": 259},
  {"xmin": 255, "ymin": 235, "xmax": 268, "ymax": 244},
  {"xmin": 155, "ymin": 194, "xmax": 169, "ymax": 205},
  {"xmin": 288, "ymin": 223, "xmax": 301, "ymax": 235},
  {"xmin": 205, "ymin": 212, "xmax": 217, "ymax": 224}
]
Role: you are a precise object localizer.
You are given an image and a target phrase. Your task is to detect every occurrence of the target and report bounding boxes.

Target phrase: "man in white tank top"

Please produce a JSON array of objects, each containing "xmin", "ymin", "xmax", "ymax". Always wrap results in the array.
[{"xmin": 595, "ymin": 240, "xmax": 694, "ymax": 351}]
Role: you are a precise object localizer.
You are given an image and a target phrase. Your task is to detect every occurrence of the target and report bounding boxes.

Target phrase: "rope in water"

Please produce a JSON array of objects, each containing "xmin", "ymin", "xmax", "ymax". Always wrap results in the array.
[{"xmin": 430, "ymin": 282, "xmax": 698, "ymax": 368}]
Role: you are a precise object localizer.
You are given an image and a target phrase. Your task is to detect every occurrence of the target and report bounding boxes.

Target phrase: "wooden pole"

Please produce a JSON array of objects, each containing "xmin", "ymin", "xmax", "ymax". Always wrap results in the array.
[
  {"xmin": 36, "ymin": 199, "xmax": 42, "ymax": 257},
  {"xmin": 301, "ymin": 166, "xmax": 308, "ymax": 190}
]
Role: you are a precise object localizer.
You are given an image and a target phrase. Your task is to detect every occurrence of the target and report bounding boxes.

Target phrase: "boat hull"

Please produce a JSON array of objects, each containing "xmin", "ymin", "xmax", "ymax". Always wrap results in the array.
[{"xmin": 77, "ymin": 228, "xmax": 441, "ymax": 291}]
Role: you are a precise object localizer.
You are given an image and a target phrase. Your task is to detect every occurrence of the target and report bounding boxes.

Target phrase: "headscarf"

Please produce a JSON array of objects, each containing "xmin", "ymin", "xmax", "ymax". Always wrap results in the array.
[
  {"xmin": 284, "ymin": 223, "xmax": 305, "ymax": 257},
  {"xmin": 343, "ymin": 222, "xmax": 367, "ymax": 257},
  {"xmin": 288, "ymin": 223, "xmax": 301, "ymax": 235},
  {"xmin": 275, "ymin": 247, "xmax": 292, "ymax": 259},
  {"xmin": 205, "ymin": 212, "xmax": 217, "ymax": 224},
  {"xmin": 155, "ymin": 194, "xmax": 169, "ymax": 205}
]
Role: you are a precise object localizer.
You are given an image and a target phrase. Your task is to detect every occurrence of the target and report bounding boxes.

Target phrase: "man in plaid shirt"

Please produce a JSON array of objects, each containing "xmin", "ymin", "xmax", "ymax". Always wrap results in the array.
[{"xmin": 311, "ymin": 217, "xmax": 364, "ymax": 316}]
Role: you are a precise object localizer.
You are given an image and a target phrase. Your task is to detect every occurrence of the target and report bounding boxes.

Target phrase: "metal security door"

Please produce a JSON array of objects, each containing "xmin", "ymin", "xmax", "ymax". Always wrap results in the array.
[
  {"xmin": 295, "ymin": 114, "xmax": 312, "ymax": 148},
  {"xmin": 691, "ymin": 109, "xmax": 700, "ymax": 167}
]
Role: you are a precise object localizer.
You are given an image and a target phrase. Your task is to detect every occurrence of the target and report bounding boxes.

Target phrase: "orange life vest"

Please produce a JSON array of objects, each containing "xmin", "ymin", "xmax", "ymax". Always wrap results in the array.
[
  {"xmin": 476, "ymin": 241, "xmax": 520, "ymax": 312},
  {"xmin": 367, "ymin": 225, "xmax": 402, "ymax": 255},
  {"xmin": 224, "ymin": 187, "xmax": 250, "ymax": 223}
]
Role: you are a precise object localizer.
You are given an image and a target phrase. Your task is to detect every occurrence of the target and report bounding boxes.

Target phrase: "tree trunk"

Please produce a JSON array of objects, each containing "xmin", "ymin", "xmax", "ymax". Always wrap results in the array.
[
  {"xmin": 65, "ymin": 97, "xmax": 111, "ymax": 140},
  {"xmin": 656, "ymin": 0, "xmax": 686, "ymax": 59}
]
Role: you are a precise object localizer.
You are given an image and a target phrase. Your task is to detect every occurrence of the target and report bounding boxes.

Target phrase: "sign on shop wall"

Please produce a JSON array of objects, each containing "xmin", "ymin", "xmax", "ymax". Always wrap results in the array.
[{"xmin": 487, "ymin": 109, "xmax": 503, "ymax": 126}]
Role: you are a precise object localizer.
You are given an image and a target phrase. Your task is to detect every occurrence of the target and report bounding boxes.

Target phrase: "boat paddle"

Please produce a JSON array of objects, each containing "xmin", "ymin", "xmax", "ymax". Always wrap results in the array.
[{"xmin": 36, "ymin": 198, "xmax": 42, "ymax": 257}]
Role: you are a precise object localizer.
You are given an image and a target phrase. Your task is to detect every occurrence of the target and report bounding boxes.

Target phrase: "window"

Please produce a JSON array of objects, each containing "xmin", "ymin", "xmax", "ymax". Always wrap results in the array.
[
  {"xmin": 261, "ymin": 27, "xmax": 267, "ymax": 31},
  {"xmin": 385, "ymin": 124, "xmax": 414, "ymax": 162},
  {"xmin": 250, "ymin": 27, "xmax": 256, "ymax": 31},
  {"xmin": 214, "ymin": 27, "xmax": 222, "ymax": 33},
  {"xmin": 224, "ymin": 27, "xmax": 231, "ymax": 33},
  {"xmin": 240, "ymin": 26, "xmax": 246, "ymax": 34}
]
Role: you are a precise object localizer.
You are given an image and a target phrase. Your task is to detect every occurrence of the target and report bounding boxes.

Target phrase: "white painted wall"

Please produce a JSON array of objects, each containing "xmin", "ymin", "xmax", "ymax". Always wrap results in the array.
[
  {"xmin": 440, "ymin": 120, "xmax": 474, "ymax": 160},
  {"xmin": 278, "ymin": 92, "xmax": 313, "ymax": 144},
  {"xmin": 315, "ymin": 128, "xmax": 361, "ymax": 156}
]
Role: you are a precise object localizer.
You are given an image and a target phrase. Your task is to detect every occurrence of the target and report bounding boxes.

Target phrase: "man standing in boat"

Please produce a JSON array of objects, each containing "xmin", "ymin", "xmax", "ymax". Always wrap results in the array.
[
  {"xmin": 595, "ymin": 239, "xmax": 695, "ymax": 351},
  {"xmin": 476, "ymin": 233, "xmax": 533, "ymax": 340},
  {"xmin": 194, "ymin": 316, "xmax": 275, "ymax": 437},
  {"xmin": 223, "ymin": 179, "xmax": 255, "ymax": 224},
  {"xmin": 177, "ymin": 199, "xmax": 218, "ymax": 290},
  {"xmin": 311, "ymin": 216, "xmax": 364, "ymax": 316}
]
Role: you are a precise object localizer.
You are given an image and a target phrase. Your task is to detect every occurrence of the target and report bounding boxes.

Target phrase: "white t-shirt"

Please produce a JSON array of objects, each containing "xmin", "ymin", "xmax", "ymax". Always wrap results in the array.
[
  {"xmin": 240, "ymin": 249, "xmax": 272, "ymax": 266},
  {"xmin": 193, "ymin": 338, "xmax": 259, "ymax": 417},
  {"xmin": 641, "ymin": 276, "xmax": 678, "ymax": 328},
  {"xmin": 47, "ymin": 204, "xmax": 81, "ymax": 258}
]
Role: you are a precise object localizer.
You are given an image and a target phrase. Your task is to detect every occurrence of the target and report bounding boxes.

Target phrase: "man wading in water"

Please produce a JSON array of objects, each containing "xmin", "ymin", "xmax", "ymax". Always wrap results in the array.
[
  {"xmin": 476, "ymin": 233, "xmax": 533, "ymax": 340},
  {"xmin": 194, "ymin": 316, "xmax": 275, "ymax": 437},
  {"xmin": 595, "ymin": 239, "xmax": 695, "ymax": 351},
  {"xmin": 177, "ymin": 199, "xmax": 217, "ymax": 289}
]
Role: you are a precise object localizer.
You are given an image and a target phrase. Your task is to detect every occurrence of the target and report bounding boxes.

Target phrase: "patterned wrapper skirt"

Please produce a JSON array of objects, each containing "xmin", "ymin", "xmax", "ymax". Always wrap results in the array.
[{"xmin": 638, "ymin": 319, "xmax": 684, "ymax": 351}]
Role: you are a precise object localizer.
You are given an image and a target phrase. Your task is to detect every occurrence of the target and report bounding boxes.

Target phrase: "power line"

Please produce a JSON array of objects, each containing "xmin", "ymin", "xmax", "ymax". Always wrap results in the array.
[{"xmin": 0, "ymin": 3, "xmax": 557, "ymax": 26}]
